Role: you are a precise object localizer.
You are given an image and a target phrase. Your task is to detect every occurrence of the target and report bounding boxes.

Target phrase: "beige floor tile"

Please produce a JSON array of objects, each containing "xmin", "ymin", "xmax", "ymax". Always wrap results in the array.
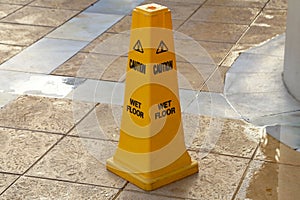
[
  {"xmin": 117, "ymin": 190, "xmax": 181, "ymax": 200},
  {"xmin": 254, "ymin": 10, "xmax": 287, "ymax": 28},
  {"xmin": 0, "ymin": 0, "xmax": 32, "ymax": 5},
  {"xmin": 26, "ymin": 136, "xmax": 126, "ymax": 188},
  {"xmin": 255, "ymin": 133, "xmax": 300, "ymax": 166},
  {"xmin": 107, "ymin": 15, "xmax": 184, "ymax": 33},
  {"xmin": 81, "ymin": 32, "xmax": 129, "ymax": 56},
  {"xmin": 189, "ymin": 116, "xmax": 261, "ymax": 158},
  {"xmin": 29, "ymin": 0, "xmax": 97, "ymax": 10},
  {"xmin": 52, "ymin": 53, "xmax": 123, "ymax": 80},
  {"xmin": 101, "ymin": 56, "xmax": 127, "ymax": 82},
  {"xmin": 205, "ymin": 0, "xmax": 268, "ymax": 8},
  {"xmin": 0, "ymin": 173, "xmax": 19, "ymax": 194},
  {"xmin": 2, "ymin": 6, "xmax": 78, "ymax": 27},
  {"xmin": 198, "ymin": 41, "xmax": 233, "ymax": 65},
  {"xmin": 0, "ymin": 4, "xmax": 22, "ymax": 19},
  {"xmin": 81, "ymin": 33, "xmax": 118, "ymax": 53},
  {"xmin": 142, "ymin": 0, "xmax": 200, "ymax": 20},
  {"xmin": 171, "ymin": 19, "xmax": 184, "ymax": 30},
  {"xmin": 177, "ymin": 62, "xmax": 215, "ymax": 90},
  {"xmin": 0, "ymin": 96, "xmax": 93, "ymax": 134},
  {"xmin": 191, "ymin": 6, "xmax": 259, "ymax": 25},
  {"xmin": 0, "ymin": 127, "xmax": 61, "ymax": 173},
  {"xmin": 0, "ymin": 44, "xmax": 23, "ymax": 65},
  {"xmin": 0, "ymin": 22, "xmax": 52, "ymax": 46},
  {"xmin": 239, "ymin": 25, "xmax": 285, "ymax": 45},
  {"xmin": 265, "ymin": 0, "xmax": 287, "ymax": 10},
  {"xmin": 1, "ymin": 176, "xmax": 119, "ymax": 199},
  {"xmin": 222, "ymin": 44, "xmax": 255, "ymax": 67},
  {"xmin": 107, "ymin": 15, "xmax": 131, "ymax": 33},
  {"xmin": 126, "ymin": 152, "xmax": 250, "ymax": 199},
  {"xmin": 235, "ymin": 160, "xmax": 300, "ymax": 200},
  {"xmin": 69, "ymin": 104, "xmax": 121, "ymax": 141},
  {"xmin": 201, "ymin": 66, "xmax": 229, "ymax": 93},
  {"xmin": 178, "ymin": 20, "xmax": 247, "ymax": 43}
]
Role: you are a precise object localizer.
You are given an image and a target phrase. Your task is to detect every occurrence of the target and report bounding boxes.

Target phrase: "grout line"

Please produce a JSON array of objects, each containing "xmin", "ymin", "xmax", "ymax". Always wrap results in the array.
[
  {"xmin": 0, "ymin": 125, "xmax": 66, "ymax": 136},
  {"xmin": 230, "ymin": 142, "xmax": 261, "ymax": 200},
  {"xmin": 176, "ymin": 0, "xmax": 209, "ymax": 30},
  {"xmin": 0, "ymin": 0, "xmax": 35, "ymax": 20},
  {"xmin": 218, "ymin": 0, "xmax": 273, "ymax": 68},
  {"xmin": 0, "ymin": 102, "xmax": 98, "ymax": 196},
  {"xmin": 111, "ymin": 182, "xmax": 129, "ymax": 200},
  {"xmin": 22, "ymin": 175, "xmax": 124, "ymax": 190}
]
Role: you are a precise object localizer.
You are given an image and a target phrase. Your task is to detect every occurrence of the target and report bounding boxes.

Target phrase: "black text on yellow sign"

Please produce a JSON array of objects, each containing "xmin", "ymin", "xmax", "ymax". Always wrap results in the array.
[
  {"xmin": 127, "ymin": 98, "xmax": 144, "ymax": 118},
  {"xmin": 129, "ymin": 59, "xmax": 146, "ymax": 74},
  {"xmin": 155, "ymin": 99, "xmax": 176, "ymax": 119}
]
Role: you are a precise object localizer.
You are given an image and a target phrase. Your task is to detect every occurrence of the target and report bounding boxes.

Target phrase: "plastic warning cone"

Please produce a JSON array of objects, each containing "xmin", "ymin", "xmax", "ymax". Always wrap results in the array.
[{"xmin": 106, "ymin": 3, "xmax": 198, "ymax": 191}]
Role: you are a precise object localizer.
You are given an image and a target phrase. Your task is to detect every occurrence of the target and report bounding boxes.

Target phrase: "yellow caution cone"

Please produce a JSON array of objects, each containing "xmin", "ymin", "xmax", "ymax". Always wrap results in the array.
[{"xmin": 106, "ymin": 3, "xmax": 198, "ymax": 191}]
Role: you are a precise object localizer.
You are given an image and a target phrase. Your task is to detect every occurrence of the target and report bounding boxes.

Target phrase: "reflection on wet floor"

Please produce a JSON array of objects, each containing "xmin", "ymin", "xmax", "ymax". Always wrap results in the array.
[{"xmin": 236, "ymin": 133, "xmax": 300, "ymax": 199}]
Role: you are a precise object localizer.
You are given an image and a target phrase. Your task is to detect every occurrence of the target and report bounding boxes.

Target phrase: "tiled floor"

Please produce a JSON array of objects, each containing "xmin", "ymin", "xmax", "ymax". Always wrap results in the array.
[{"xmin": 1, "ymin": 0, "xmax": 299, "ymax": 199}]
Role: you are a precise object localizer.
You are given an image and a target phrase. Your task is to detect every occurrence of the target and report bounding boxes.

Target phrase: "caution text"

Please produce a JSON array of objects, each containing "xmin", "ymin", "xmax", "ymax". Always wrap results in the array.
[
  {"xmin": 129, "ymin": 59, "xmax": 146, "ymax": 74},
  {"xmin": 153, "ymin": 60, "xmax": 173, "ymax": 75}
]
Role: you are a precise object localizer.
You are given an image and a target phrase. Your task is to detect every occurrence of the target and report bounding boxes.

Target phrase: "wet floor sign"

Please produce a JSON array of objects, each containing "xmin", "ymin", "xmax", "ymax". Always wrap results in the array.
[{"xmin": 106, "ymin": 3, "xmax": 198, "ymax": 191}]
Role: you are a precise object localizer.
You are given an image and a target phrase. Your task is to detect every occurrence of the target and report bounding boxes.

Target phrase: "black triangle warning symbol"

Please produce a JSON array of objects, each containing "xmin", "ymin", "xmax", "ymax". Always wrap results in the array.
[
  {"xmin": 156, "ymin": 40, "xmax": 168, "ymax": 54},
  {"xmin": 133, "ymin": 40, "xmax": 144, "ymax": 53}
]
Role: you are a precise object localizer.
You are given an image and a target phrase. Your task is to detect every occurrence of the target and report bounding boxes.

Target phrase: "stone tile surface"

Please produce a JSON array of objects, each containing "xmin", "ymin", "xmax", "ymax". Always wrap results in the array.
[
  {"xmin": 235, "ymin": 160, "xmax": 300, "ymax": 200},
  {"xmin": 107, "ymin": 15, "xmax": 131, "ymax": 33},
  {"xmin": 81, "ymin": 32, "xmax": 118, "ymax": 53},
  {"xmin": 239, "ymin": 25, "xmax": 285, "ymax": 45},
  {"xmin": 255, "ymin": 10, "xmax": 287, "ymax": 28},
  {"xmin": 185, "ymin": 92, "xmax": 241, "ymax": 119},
  {"xmin": 255, "ymin": 133, "xmax": 300, "ymax": 166},
  {"xmin": 0, "ymin": 38, "xmax": 88, "ymax": 73},
  {"xmin": 47, "ymin": 12, "xmax": 122, "ymax": 42},
  {"xmin": 0, "ymin": 70, "xmax": 83, "ymax": 98},
  {"xmin": 225, "ymin": 91, "xmax": 300, "ymax": 120},
  {"xmin": 1, "ymin": 177, "xmax": 119, "ymax": 199},
  {"xmin": 178, "ymin": 21, "xmax": 247, "ymax": 43},
  {"xmin": 27, "ymin": 136, "xmax": 125, "ymax": 188},
  {"xmin": 0, "ymin": 93, "xmax": 18, "ymax": 108},
  {"xmin": 0, "ymin": 0, "xmax": 32, "ymax": 5},
  {"xmin": 198, "ymin": 41, "xmax": 233, "ymax": 65},
  {"xmin": 1, "ymin": 6, "xmax": 77, "ymax": 27},
  {"xmin": 117, "ymin": 190, "xmax": 182, "ymax": 200},
  {"xmin": 29, "ymin": 0, "xmax": 97, "ymax": 10},
  {"xmin": 191, "ymin": 6, "xmax": 259, "ymax": 25},
  {"xmin": 246, "ymin": 34, "xmax": 285, "ymax": 57},
  {"xmin": 52, "ymin": 52, "xmax": 117, "ymax": 79},
  {"xmin": 229, "ymin": 53, "xmax": 284, "ymax": 73},
  {"xmin": 143, "ymin": 0, "xmax": 200, "ymax": 20},
  {"xmin": 205, "ymin": 0, "xmax": 268, "ymax": 8},
  {"xmin": 0, "ymin": 127, "xmax": 61, "ymax": 173},
  {"xmin": 188, "ymin": 116, "xmax": 261, "ymax": 158},
  {"xmin": 126, "ymin": 153, "xmax": 249, "ymax": 200},
  {"xmin": 0, "ymin": 44, "xmax": 23, "ymax": 65},
  {"xmin": 265, "ymin": 0, "xmax": 287, "ymax": 10},
  {"xmin": 69, "ymin": 103, "xmax": 121, "ymax": 141},
  {"xmin": 201, "ymin": 66, "xmax": 228, "ymax": 93},
  {"xmin": 0, "ymin": 173, "xmax": 18, "ymax": 194},
  {"xmin": 0, "ymin": 4, "xmax": 22, "ymax": 19},
  {"xmin": 0, "ymin": 22, "xmax": 52, "ymax": 46},
  {"xmin": 69, "ymin": 79, "xmax": 124, "ymax": 105},
  {"xmin": 225, "ymin": 72, "xmax": 284, "ymax": 94},
  {"xmin": 82, "ymin": 32, "xmax": 129, "ymax": 56},
  {"xmin": 0, "ymin": 96, "xmax": 93, "ymax": 134},
  {"xmin": 177, "ymin": 62, "xmax": 216, "ymax": 90},
  {"xmin": 85, "ymin": 0, "xmax": 144, "ymax": 15}
]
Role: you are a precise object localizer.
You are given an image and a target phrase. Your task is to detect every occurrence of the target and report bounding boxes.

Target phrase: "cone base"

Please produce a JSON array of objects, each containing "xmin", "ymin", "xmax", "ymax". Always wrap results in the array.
[{"xmin": 106, "ymin": 157, "xmax": 198, "ymax": 191}]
